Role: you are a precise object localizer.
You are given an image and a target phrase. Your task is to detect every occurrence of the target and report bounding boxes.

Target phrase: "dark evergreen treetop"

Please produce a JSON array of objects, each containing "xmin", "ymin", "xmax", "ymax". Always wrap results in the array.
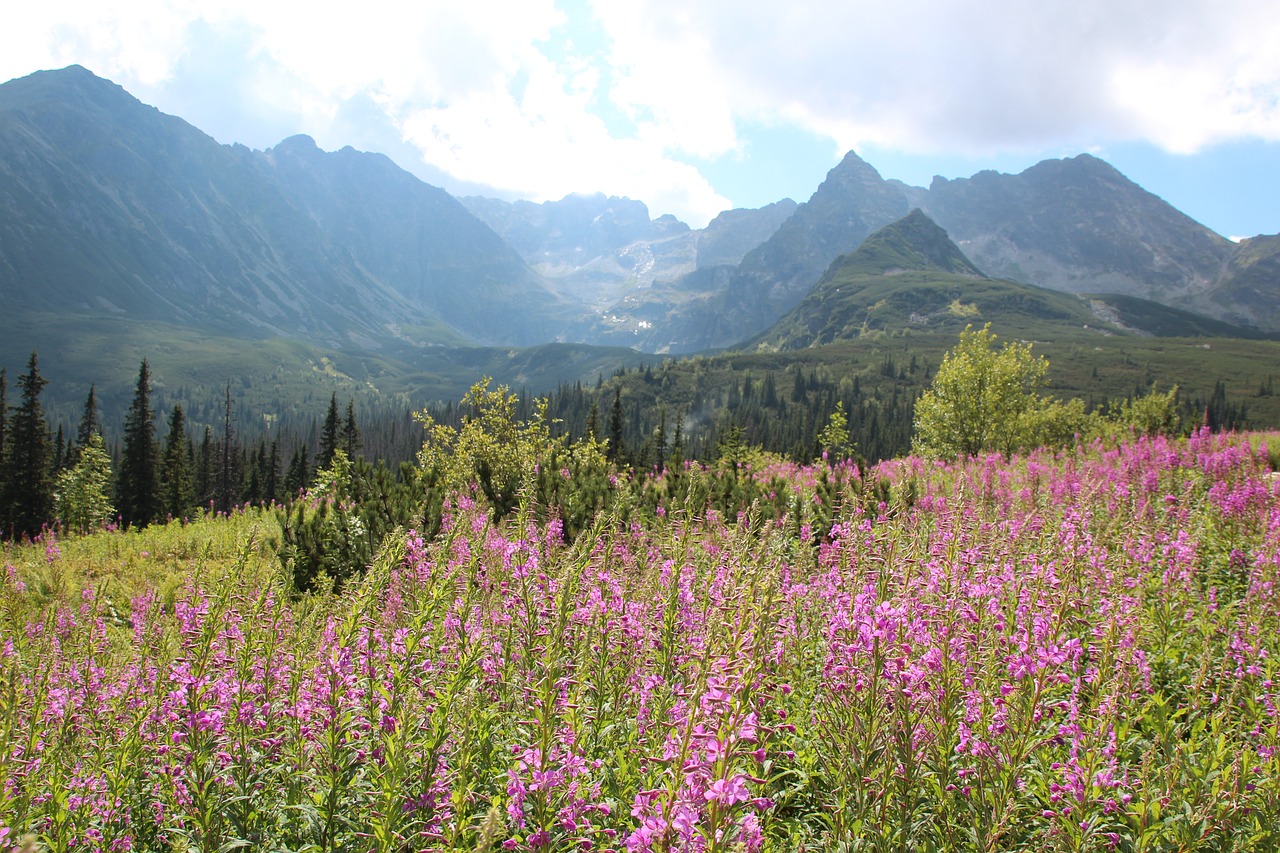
[
  {"xmin": 0, "ymin": 367, "xmax": 8, "ymax": 463},
  {"xmin": 160, "ymin": 403, "xmax": 194, "ymax": 520},
  {"xmin": 608, "ymin": 387, "xmax": 625, "ymax": 463},
  {"xmin": 318, "ymin": 393, "xmax": 340, "ymax": 470},
  {"xmin": 77, "ymin": 384, "xmax": 100, "ymax": 446},
  {"xmin": 342, "ymin": 399, "xmax": 361, "ymax": 459},
  {"xmin": 0, "ymin": 353, "xmax": 52, "ymax": 538},
  {"xmin": 117, "ymin": 359, "xmax": 159, "ymax": 528}
]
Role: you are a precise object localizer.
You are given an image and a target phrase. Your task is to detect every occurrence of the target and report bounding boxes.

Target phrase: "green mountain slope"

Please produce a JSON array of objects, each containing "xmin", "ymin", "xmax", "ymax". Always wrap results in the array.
[{"xmin": 751, "ymin": 211, "xmax": 1272, "ymax": 352}]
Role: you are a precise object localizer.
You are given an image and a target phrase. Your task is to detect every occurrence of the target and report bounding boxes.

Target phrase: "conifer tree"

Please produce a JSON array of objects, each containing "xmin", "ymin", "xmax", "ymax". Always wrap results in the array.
[
  {"xmin": 196, "ymin": 426, "xmax": 214, "ymax": 510},
  {"xmin": 318, "ymin": 393, "xmax": 340, "ymax": 469},
  {"xmin": 608, "ymin": 387, "xmax": 625, "ymax": 463},
  {"xmin": 655, "ymin": 407, "xmax": 667, "ymax": 472},
  {"xmin": 342, "ymin": 399, "xmax": 361, "ymax": 459},
  {"xmin": 0, "ymin": 367, "xmax": 7, "ymax": 464},
  {"xmin": 285, "ymin": 445, "xmax": 309, "ymax": 496},
  {"xmin": 0, "ymin": 367, "xmax": 7, "ymax": 502},
  {"xmin": 266, "ymin": 439, "xmax": 281, "ymax": 505},
  {"xmin": 52, "ymin": 425, "xmax": 66, "ymax": 472},
  {"xmin": 77, "ymin": 385, "xmax": 100, "ymax": 449},
  {"xmin": 215, "ymin": 383, "xmax": 238, "ymax": 514},
  {"xmin": 117, "ymin": 360, "xmax": 160, "ymax": 528},
  {"xmin": 161, "ymin": 404, "xmax": 194, "ymax": 520},
  {"xmin": 0, "ymin": 353, "xmax": 52, "ymax": 538}
]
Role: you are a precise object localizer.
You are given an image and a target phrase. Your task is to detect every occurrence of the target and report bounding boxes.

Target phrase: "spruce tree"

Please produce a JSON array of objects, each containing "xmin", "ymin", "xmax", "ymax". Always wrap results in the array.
[
  {"xmin": 160, "ymin": 404, "xmax": 194, "ymax": 520},
  {"xmin": 342, "ymin": 399, "xmax": 361, "ymax": 459},
  {"xmin": 0, "ymin": 368, "xmax": 7, "ymax": 462},
  {"xmin": 117, "ymin": 360, "xmax": 160, "ymax": 528},
  {"xmin": 608, "ymin": 387, "xmax": 625, "ymax": 463},
  {"xmin": 0, "ymin": 353, "xmax": 52, "ymax": 538},
  {"xmin": 285, "ymin": 445, "xmax": 309, "ymax": 496},
  {"xmin": 196, "ymin": 426, "xmax": 214, "ymax": 510},
  {"xmin": 265, "ymin": 440, "xmax": 281, "ymax": 505},
  {"xmin": 77, "ymin": 385, "xmax": 100, "ymax": 448},
  {"xmin": 318, "ymin": 393, "xmax": 340, "ymax": 469},
  {"xmin": 215, "ymin": 383, "xmax": 238, "ymax": 514}
]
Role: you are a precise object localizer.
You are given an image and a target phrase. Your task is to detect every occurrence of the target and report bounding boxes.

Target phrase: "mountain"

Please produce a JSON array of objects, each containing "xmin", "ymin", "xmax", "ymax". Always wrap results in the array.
[
  {"xmin": 3, "ymin": 64, "xmax": 1276, "ymax": 387},
  {"xmin": 694, "ymin": 199, "xmax": 799, "ymax": 269},
  {"xmin": 461, "ymin": 192, "xmax": 697, "ymax": 310},
  {"xmin": 701, "ymin": 152, "xmax": 911, "ymax": 347},
  {"xmin": 0, "ymin": 66, "xmax": 560, "ymax": 352},
  {"xmin": 752, "ymin": 210, "xmax": 1271, "ymax": 351},
  {"xmin": 753, "ymin": 210, "xmax": 1096, "ymax": 349},
  {"xmin": 912, "ymin": 155, "xmax": 1235, "ymax": 309},
  {"xmin": 1202, "ymin": 234, "xmax": 1280, "ymax": 329},
  {"xmin": 459, "ymin": 193, "xmax": 799, "ymax": 346}
]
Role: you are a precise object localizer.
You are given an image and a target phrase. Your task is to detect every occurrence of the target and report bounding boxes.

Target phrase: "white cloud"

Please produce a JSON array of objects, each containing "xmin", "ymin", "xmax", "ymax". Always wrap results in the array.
[
  {"xmin": 588, "ymin": 0, "xmax": 1280, "ymax": 157},
  {"xmin": 2, "ymin": 0, "xmax": 1277, "ymax": 225}
]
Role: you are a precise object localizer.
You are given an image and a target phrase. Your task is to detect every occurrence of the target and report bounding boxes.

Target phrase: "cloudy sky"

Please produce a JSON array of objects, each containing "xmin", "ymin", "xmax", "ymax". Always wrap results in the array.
[{"xmin": 3, "ymin": 0, "xmax": 1278, "ymax": 235}]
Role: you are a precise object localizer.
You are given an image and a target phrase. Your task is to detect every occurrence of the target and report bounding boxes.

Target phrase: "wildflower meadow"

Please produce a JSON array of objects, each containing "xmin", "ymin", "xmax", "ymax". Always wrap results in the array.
[{"xmin": 2, "ymin": 429, "xmax": 1278, "ymax": 851}]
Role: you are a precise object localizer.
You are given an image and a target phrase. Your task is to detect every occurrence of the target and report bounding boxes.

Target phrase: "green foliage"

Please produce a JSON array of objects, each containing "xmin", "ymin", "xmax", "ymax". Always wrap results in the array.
[
  {"xmin": 54, "ymin": 434, "xmax": 115, "ymax": 533},
  {"xmin": 817, "ymin": 400, "xmax": 852, "ymax": 461},
  {"xmin": 0, "ymin": 353, "xmax": 52, "ymax": 538},
  {"xmin": 416, "ymin": 378, "xmax": 555, "ymax": 520},
  {"xmin": 160, "ymin": 404, "xmax": 195, "ymax": 520},
  {"xmin": 116, "ymin": 360, "xmax": 159, "ymax": 528},
  {"xmin": 1111, "ymin": 383, "xmax": 1182, "ymax": 438},
  {"xmin": 913, "ymin": 325, "xmax": 1055, "ymax": 458},
  {"xmin": 276, "ymin": 451, "xmax": 430, "ymax": 595}
]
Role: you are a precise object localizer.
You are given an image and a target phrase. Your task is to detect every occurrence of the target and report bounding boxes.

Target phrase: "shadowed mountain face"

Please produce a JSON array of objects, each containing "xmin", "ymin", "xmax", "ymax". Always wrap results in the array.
[
  {"xmin": 1, "ymin": 65, "xmax": 1275, "ymax": 377},
  {"xmin": 0, "ymin": 66, "xmax": 561, "ymax": 350},
  {"xmin": 914, "ymin": 155, "xmax": 1234, "ymax": 306},
  {"xmin": 1204, "ymin": 234, "xmax": 1280, "ymax": 329}
]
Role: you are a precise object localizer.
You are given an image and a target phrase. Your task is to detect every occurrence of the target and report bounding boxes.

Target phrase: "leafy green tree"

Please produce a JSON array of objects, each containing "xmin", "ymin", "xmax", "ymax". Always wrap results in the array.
[
  {"xmin": 913, "ymin": 325, "xmax": 1053, "ymax": 458},
  {"xmin": 0, "ymin": 353, "xmax": 52, "ymax": 538},
  {"xmin": 416, "ymin": 378, "xmax": 555, "ymax": 519},
  {"xmin": 818, "ymin": 400, "xmax": 852, "ymax": 462},
  {"xmin": 56, "ymin": 433, "xmax": 115, "ymax": 533},
  {"xmin": 117, "ymin": 360, "xmax": 160, "ymax": 527},
  {"xmin": 160, "ymin": 404, "xmax": 195, "ymax": 520}
]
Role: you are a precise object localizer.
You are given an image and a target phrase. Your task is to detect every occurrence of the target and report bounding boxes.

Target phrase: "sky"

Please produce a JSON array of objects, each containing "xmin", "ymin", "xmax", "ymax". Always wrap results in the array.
[{"xmin": 2, "ymin": 0, "xmax": 1278, "ymax": 237}]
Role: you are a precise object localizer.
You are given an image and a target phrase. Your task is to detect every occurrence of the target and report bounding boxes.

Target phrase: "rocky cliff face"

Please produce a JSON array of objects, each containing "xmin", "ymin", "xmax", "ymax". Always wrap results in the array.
[
  {"xmin": 1202, "ymin": 234, "xmax": 1280, "ymax": 329},
  {"xmin": 0, "ymin": 66, "xmax": 560, "ymax": 349},
  {"xmin": 916, "ymin": 154, "xmax": 1234, "ymax": 306}
]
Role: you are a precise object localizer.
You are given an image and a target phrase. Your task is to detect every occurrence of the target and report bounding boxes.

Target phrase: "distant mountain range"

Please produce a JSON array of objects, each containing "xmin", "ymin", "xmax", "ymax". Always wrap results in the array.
[
  {"xmin": 752, "ymin": 209, "xmax": 1268, "ymax": 351},
  {"xmin": 0, "ymin": 65, "xmax": 1276, "ymax": 403}
]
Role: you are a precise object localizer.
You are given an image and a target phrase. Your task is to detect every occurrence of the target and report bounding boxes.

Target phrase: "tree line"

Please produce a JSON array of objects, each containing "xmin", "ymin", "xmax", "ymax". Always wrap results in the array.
[
  {"xmin": 0, "ymin": 338, "xmax": 1255, "ymax": 541},
  {"xmin": 0, "ymin": 355, "xmax": 380, "ymax": 540}
]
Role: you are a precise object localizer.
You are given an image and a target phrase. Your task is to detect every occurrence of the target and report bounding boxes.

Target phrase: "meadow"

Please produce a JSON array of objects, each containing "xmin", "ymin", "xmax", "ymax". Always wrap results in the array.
[{"xmin": 1, "ymin": 429, "xmax": 1278, "ymax": 851}]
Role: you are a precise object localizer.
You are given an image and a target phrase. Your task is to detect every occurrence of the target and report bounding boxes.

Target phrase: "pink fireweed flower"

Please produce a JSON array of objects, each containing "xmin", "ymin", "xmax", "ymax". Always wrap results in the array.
[{"xmin": 704, "ymin": 775, "xmax": 750, "ymax": 806}]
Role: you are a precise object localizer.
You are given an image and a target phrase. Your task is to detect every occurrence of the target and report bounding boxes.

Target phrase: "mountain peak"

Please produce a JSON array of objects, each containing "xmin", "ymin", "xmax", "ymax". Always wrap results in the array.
[
  {"xmin": 273, "ymin": 134, "xmax": 322, "ymax": 154},
  {"xmin": 826, "ymin": 209, "xmax": 984, "ymax": 279}
]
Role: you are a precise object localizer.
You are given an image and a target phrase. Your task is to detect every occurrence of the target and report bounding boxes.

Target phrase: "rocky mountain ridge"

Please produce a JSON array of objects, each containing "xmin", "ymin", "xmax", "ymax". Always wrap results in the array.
[{"xmin": 1, "ymin": 65, "xmax": 1275, "ymax": 376}]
